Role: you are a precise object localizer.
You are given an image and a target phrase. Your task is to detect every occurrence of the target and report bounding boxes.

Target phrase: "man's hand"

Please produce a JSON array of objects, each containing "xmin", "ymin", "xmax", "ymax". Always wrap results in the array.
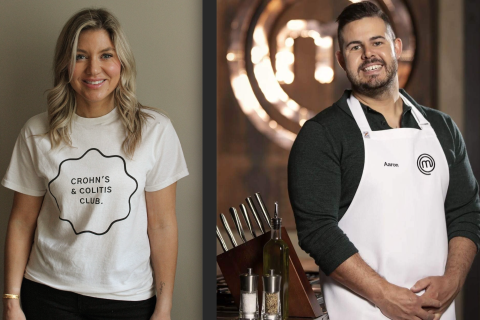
[
  {"xmin": 373, "ymin": 282, "xmax": 441, "ymax": 320},
  {"xmin": 410, "ymin": 237, "xmax": 478, "ymax": 320},
  {"xmin": 329, "ymin": 254, "xmax": 441, "ymax": 320},
  {"xmin": 410, "ymin": 275, "xmax": 460, "ymax": 320}
]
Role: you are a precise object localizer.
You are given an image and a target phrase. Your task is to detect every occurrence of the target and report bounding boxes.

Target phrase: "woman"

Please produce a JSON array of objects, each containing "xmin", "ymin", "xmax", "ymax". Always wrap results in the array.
[{"xmin": 2, "ymin": 8, "xmax": 188, "ymax": 320}]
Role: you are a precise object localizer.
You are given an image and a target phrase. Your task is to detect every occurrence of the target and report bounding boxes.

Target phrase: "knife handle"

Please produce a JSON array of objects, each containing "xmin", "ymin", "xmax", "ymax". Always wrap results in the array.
[
  {"xmin": 229, "ymin": 207, "xmax": 247, "ymax": 243},
  {"xmin": 220, "ymin": 213, "xmax": 238, "ymax": 247},
  {"xmin": 255, "ymin": 192, "xmax": 272, "ymax": 229},
  {"xmin": 246, "ymin": 197, "xmax": 265, "ymax": 234},
  {"xmin": 240, "ymin": 203, "xmax": 256, "ymax": 238},
  {"xmin": 216, "ymin": 226, "xmax": 228, "ymax": 252}
]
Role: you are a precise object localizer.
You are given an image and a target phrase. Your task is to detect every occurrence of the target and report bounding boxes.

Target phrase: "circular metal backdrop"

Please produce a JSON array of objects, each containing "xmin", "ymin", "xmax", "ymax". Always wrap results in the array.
[{"xmin": 226, "ymin": 0, "xmax": 416, "ymax": 149}]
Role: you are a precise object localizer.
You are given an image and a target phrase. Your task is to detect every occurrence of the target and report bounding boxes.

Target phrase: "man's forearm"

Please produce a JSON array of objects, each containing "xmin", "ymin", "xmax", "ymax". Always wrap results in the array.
[
  {"xmin": 329, "ymin": 253, "xmax": 388, "ymax": 303},
  {"xmin": 444, "ymin": 237, "xmax": 477, "ymax": 289}
]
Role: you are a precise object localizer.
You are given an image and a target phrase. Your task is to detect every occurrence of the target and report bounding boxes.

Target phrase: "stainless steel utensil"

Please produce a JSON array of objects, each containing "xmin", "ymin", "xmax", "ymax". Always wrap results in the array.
[
  {"xmin": 255, "ymin": 192, "xmax": 272, "ymax": 229},
  {"xmin": 229, "ymin": 207, "xmax": 247, "ymax": 243},
  {"xmin": 220, "ymin": 213, "xmax": 238, "ymax": 247},
  {"xmin": 246, "ymin": 197, "xmax": 265, "ymax": 234},
  {"xmin": 239, "ymin": 203, "xmax": 257, "ymax": 238},
  {"xmin": 216, "ymin": 226, "xmax": 228, "ymax": 252}
]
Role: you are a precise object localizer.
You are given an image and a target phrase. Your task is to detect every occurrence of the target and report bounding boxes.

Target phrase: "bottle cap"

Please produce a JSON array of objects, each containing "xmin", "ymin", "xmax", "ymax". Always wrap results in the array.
[
  {"xmin": 271, "ymin": 202, "xmax": 282, "ymax": 229},
  {"xmin": 240, "ymin": 268, "xmax": 258, "ymax": 292},
  {"xmin": 263, "ymin": 269, "xmax": 281, "ymax": 293}
]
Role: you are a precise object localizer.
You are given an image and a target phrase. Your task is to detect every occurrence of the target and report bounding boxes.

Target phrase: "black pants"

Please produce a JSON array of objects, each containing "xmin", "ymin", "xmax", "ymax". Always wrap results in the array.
[{"xmin": 21, "ymin": 278, "xmax": 156, "ymax": 320}]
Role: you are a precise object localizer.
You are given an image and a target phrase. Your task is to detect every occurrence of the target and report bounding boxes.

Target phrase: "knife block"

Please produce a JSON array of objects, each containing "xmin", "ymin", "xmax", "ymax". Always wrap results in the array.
[{"xmin": 216, "ymin": 227, "xmax": 323, "ymax": 318}]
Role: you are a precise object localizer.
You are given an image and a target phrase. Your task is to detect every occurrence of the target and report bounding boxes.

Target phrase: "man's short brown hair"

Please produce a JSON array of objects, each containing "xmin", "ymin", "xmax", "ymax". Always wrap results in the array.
[{"xmin": 336, "ymin": 1, "xmax": 396, "ymax": 50}]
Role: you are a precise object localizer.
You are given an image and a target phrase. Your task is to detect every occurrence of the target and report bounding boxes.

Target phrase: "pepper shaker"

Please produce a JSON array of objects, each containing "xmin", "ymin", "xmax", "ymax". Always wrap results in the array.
[
  {"xmin": 262, "ymin": 269, "xmax": 281, "ymax": 320},
  {"xmin": 240, "ymin": 268, "xmax": 259, "ymax": 320}
]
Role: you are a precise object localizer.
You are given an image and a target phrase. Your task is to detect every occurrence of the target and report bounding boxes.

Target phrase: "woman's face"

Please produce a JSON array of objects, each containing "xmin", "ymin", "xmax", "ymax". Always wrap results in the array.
[{"xmin": 70, "ymin": 29, "xmax": 121, "ymax": 112}]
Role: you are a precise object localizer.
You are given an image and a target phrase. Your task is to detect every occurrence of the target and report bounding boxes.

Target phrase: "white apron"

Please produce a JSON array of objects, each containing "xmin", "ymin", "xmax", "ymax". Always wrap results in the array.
[{"xmin": 322, "ymin": 93, "xmax": 455, "ymax": 320}]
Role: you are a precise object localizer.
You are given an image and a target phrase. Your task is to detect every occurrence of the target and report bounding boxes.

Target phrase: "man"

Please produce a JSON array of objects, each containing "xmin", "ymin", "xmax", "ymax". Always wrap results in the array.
[{"xmin": 288, "ymin": 2, "xmax": 480, "ymax": 320}]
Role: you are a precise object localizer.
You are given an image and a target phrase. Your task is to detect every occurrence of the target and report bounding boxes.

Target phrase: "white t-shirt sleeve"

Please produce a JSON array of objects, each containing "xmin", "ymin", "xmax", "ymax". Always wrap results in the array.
[
  {"xmin": 2, "ymin": 130, "xmax": 46, "ymax": 196},
  {"xmin": 144, "ymin": 119, "xmax": 189, "ymax": 192}
]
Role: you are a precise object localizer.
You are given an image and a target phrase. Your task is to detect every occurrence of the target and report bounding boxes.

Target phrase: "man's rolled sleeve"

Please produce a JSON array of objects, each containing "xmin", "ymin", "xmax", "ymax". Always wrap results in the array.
[
  {"xmin": 444, "ymin": 118, "xmax": 480, "ymax": 250},
  {"xmin": 288, "ymin": 120, "xmax": 358, "ymax": 275}
]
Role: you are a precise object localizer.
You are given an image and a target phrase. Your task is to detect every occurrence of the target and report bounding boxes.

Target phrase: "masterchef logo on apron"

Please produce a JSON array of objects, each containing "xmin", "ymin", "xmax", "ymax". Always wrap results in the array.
[{"xmin": 417, "ymin": 154, "xmax": 435, "ymax": 175}]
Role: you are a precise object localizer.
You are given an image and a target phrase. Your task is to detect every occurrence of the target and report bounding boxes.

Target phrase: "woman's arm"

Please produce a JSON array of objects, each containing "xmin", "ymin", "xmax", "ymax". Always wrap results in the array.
[
  {"xmin": 3, "ymin": 192, "xmax": 43, "ymax": 320},
  {"xmin": 145, "ymin": 182, "xmax": 178, "ymax": 320}
]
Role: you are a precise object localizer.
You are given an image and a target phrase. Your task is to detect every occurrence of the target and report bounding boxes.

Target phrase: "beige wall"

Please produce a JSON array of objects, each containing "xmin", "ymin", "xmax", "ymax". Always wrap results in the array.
[
  {"xmin": 0, "ymin": 0, "xmax": 202, "ymax": 318},
  {"xmin": 438, "ymin": 0, "xmax": 464, "ymax": 134}
]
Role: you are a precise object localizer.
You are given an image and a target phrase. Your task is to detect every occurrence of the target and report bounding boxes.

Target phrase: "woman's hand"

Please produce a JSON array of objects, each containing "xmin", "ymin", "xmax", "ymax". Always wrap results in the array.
[{"xmin": 3, "ymin": 299, "xmax": 26, "ymax": 320}]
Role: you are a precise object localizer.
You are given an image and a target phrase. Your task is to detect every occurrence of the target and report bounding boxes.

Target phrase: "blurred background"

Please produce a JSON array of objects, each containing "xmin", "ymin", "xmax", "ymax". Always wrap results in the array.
[
  {"xmin": 216, "ymin": 0, "xmax": 479, "ymax": 319},
  {"xmin": 0, "ymin": 1, "xmax": 202, "ymax": 318}
]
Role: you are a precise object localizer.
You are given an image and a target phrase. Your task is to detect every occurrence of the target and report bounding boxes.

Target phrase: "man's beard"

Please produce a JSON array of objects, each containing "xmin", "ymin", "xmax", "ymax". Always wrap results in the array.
[{"xmin": 346, "ymin": 57, "xmax": 398, "ymax": 97}]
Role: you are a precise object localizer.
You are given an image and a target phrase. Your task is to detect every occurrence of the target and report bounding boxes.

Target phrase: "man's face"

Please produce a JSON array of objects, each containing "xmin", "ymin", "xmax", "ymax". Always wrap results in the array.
[{"xmin": 336, "ymin": 17, "xmax": 402, "ymax": 96}]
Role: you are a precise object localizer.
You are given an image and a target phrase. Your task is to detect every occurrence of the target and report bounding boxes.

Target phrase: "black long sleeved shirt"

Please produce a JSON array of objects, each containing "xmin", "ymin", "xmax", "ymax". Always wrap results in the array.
[{"xmin": 288, "ymin": 89, "xmax": 480, "ymax": 275}]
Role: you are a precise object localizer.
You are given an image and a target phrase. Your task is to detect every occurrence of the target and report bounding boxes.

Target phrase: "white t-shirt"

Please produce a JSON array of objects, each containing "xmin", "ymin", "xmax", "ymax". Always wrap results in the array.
[{"xmin": 2, "ymin": 107, "xmax": 189, "ymax": 301}]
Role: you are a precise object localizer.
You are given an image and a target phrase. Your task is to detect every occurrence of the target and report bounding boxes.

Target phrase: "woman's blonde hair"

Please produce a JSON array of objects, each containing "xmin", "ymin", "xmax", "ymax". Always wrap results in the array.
[{"xmin": 47, "ymin": 8, "xmax": 155, "ymax": 158}]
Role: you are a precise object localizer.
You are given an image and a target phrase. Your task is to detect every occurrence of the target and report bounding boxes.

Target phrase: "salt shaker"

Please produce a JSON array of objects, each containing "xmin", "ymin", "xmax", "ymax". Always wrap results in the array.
[
  {"xmin": 262, "ymin": 269, "xmax": 281, "ymax": 320},
  {"xmin": 240, "ymin": 268, "xmax": 259, "ymax": 320}
]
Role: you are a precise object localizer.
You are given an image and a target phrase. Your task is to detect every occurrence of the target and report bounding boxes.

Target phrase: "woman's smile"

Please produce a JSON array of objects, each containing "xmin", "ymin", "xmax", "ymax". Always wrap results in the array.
[{"xmin": 82, "ymin": 78, "xmax": 107, "ymax": 88}]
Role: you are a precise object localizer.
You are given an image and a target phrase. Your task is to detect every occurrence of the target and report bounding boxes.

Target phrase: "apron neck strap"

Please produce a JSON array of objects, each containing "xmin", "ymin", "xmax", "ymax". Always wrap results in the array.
[
  {"xmin": 347, "ymin": 92, "xmax": 431, "ymax": 134},
  {"xmin": 347, "ymin": 93, "xmax": 372, "ymax": 133},
  {"xmin": 399, "ymin": 94, "xmax": 430, "ymax": 128}
]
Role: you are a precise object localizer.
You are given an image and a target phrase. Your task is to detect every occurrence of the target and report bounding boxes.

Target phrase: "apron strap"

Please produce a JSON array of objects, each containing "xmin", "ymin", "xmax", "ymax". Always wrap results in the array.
[
  {"xmin": 399, "ymin": 94, "xmax": 431, "ymax": 128},
  {"xmin": 347, "ymin": 92, "xmax": 432, "ymax": 137},
  {"xmin": 347, "ymin": 93, "xmax": 372, "ymax": 135}
]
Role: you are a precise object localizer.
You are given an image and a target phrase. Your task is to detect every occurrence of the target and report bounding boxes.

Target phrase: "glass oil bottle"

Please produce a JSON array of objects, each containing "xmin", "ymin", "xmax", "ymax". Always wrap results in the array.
[{"xmin": 263, "ymin": 202, "xmax": 289, "ymax": 320}]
